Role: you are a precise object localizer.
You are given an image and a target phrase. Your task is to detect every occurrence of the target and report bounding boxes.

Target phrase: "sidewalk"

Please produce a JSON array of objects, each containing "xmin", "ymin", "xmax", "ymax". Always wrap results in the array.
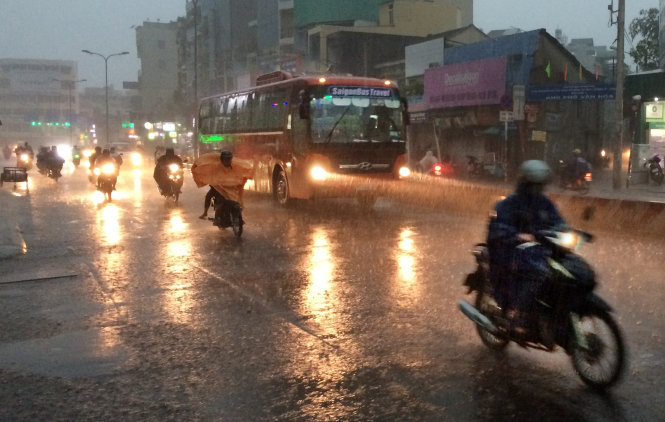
[
  {"xmin": 0, "ymin": 156, "xmax": 28, "ymax": 259},
  {"xmin": 568, "ymin": 167, "xmax": 665, "ymax": 204}
]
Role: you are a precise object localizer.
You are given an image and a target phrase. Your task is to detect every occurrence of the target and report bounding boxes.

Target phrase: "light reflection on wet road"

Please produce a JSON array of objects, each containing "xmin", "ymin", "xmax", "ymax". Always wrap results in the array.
[{"xmin": 0, "ymin": 160, "xmax": 664, "ymax": 421}]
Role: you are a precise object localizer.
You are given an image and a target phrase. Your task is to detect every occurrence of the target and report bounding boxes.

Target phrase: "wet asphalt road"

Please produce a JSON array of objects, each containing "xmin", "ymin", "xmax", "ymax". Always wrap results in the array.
[{"xmin": 0, "ymin": 161, "xmax": 664, "ymax": 421}]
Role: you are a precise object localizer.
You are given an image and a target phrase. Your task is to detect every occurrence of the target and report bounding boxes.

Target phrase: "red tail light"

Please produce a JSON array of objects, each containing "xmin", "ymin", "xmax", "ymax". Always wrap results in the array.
[{"xmin": 584, "ymin": 172, "xmax": 592, "ymax": 182}]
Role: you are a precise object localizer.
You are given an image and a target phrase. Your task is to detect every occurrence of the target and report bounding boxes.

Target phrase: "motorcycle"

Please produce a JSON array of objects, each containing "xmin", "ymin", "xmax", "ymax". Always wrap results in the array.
[
  {"xmin": 559, "ymin": 160, "xmax": 592, "ymax": 194},
  {"xmin": 459, "ymin": 226, "xmax": 625, "ymax": 389},
  {"xmin": 429, "ymin": 161, "xmax": 455, "ymax": 177},
  {"xmin": 160, "ymin": 163, "xmax": 184, "ymax": 203},
  {"xmin": 72, "ymin": 150, "xmax": 81, "ymax": 168},
  {"xmin": 209, "ymin": 192, "xmax": 244, "ymax": 238},
  {"xmin": 643, "ymin": 155, "xmax": 664, "ymax": 186},
  {"xmin": 16, "ymin": 151, "xmax": 34, "ymax": 171},
  {"xmin": 94, "ymin": 162, "xmax": 117, "ymax": 202}
]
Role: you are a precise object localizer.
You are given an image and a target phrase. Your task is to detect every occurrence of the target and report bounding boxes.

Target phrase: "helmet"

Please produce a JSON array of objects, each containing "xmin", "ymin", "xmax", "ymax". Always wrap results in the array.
[
  {"xmin": 165, "ymin": 148, "xmax": 175, "ymax": 156},
  {"xmin": 220, "ymin": 150, "xmax": 233, "ymax": 160},
  {"xmin": 518, "ymin": 160, "xmax": 551, "ymax": 184}
]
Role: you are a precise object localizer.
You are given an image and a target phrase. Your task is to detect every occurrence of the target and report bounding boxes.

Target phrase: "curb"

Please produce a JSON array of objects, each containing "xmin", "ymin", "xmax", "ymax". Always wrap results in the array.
[{"xmin": 384, "ymin": 177, "xmax": 665, "ymax": 236}]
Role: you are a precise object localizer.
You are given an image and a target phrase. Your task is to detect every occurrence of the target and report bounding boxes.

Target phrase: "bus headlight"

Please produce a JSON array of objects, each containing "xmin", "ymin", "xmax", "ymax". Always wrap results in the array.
[
  {"xmin": 398, "ymin": 166, "xmax": 411, "ymax": 178},
  {"xmin": 311, "ymin": 166, "xmax": 328, "ymax": 181}
]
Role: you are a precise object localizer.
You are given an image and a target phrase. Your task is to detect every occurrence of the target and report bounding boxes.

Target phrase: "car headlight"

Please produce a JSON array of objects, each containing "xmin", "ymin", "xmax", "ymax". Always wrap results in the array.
[
  {"xmin": 398, "ymin": 166, "xmax": 411, "ymax": 178},
  {"xmin": 311, "ymin": 166, "xmax": 328, "ymax": 181}
]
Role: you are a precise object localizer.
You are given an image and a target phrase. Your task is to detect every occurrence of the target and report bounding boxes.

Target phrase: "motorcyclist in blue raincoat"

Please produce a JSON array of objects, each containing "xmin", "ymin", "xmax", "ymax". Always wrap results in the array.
[{"xmin": 487, "ymin": 160, "xmax": 566, "ymax": 330}]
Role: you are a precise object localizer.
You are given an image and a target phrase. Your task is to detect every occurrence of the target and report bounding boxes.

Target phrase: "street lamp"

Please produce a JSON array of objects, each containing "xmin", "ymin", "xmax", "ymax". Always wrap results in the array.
[
  {"xmin": 51, "ymin": 78, "xmax": 86, "ymax": 145},
  {"xmin": 81, "ymin": 49, "xmax": 129, "ymax": 146}
]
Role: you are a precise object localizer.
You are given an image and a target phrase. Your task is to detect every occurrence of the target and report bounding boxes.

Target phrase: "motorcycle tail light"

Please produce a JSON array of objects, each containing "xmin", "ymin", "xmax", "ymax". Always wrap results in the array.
[{"xmin": 584, "ymin": 172, "xmax": 592, "ymax": 182}]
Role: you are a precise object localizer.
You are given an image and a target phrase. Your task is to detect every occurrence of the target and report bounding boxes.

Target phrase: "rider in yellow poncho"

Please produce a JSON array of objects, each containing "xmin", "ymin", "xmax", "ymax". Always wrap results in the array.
[{"xmin": 191, "ymin": 150, "xmax": 254, "ymax": 210}]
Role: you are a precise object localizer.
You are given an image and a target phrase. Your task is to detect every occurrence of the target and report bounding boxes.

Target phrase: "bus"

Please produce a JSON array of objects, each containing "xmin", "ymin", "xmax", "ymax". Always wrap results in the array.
[{"xmin": 197, "ymin": 71, "xmax": 411, "ymax": 207}]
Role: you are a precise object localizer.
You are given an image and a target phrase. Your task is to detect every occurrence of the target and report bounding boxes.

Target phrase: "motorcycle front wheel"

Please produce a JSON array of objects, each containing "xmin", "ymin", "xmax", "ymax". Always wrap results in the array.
[
  {"xmin": 570, "ymin": 310, "xmax": 625, "ymax": 389},
  {"xmin": 230, "ymin": 209, "xmax": 243, "ymax": 238},
  {"xmin": 475, "ymin": 290, "xmax": 509, "ymax": 350}
]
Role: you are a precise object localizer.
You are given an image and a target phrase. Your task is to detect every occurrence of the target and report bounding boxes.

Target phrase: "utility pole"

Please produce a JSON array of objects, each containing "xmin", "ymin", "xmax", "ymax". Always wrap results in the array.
[{"xmin": 612, "ymin": 0, "xmax": 625, "ymax": 189}]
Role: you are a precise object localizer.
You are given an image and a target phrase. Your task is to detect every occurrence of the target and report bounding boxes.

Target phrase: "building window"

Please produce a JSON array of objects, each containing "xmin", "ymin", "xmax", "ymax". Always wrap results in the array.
[{"xmin": 388, "ymin": 4, "xmax": 394, "ymax": 25}]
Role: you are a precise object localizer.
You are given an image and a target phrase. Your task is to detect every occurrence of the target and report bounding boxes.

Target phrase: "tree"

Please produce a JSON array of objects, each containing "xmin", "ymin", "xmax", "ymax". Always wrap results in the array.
[{"xmin": 628, "ymin": 8, "xmax": 660, "ymax": 71}]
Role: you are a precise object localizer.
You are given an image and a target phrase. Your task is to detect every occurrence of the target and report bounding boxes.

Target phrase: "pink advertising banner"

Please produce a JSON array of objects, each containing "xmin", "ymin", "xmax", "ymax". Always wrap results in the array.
[{"xmin": 424, "ymin": 57, "xmax": 506, "ymax": 109}]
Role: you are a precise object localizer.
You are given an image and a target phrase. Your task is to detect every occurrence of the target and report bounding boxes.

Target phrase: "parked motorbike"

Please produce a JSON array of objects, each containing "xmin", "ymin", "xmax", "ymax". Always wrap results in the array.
[
  {"xmin": 94, "ymin": 162, "xmax": 117, "ymax": 202},
  {"xmin": 208, "ymin": 193, "xmax": 244, "ymax": 238},
  {"xmin": 466, "ymin": 155, "xmax": 504, "ymax": 179},
  {"xmin": 160, "ymin": 163, "xmax": 184, "ymax": 203},
  {"xmin": 643, "ymin": 155, "xmax": 664, "ymax": 186},
  {"xmin": 459, "ymin": 226, "xmax": 625, "ymax": 389}
]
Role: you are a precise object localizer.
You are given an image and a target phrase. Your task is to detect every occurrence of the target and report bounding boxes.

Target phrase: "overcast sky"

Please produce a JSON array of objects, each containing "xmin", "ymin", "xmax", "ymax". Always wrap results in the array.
[{"xmin": 0, "ymin": 0, "xmax": 659, "ymax": 90}]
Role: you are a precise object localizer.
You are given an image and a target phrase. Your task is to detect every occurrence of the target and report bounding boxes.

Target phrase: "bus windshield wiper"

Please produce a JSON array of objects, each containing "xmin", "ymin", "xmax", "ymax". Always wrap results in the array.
[{"xmin": 325, "ymin": 105, "xmax": 351, "ymax": 143}]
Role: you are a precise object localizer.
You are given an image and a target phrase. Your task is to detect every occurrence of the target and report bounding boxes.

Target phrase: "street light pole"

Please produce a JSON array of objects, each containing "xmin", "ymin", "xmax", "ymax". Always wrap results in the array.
[
  {"xmin": 81, "ymin": 50, "xmax": 129, "ymax": 147},
  {"xmin": 191, "ymin": 0, "xmax": 199, "ymax": 158},
  {"xmin": 612, "ymin": 0, "xmax": 625, "ymax": 190}
]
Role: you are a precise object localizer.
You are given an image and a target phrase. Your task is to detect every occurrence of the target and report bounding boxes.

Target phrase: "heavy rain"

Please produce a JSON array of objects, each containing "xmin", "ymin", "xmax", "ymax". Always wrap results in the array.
[{"xmin": 1, "ymin": 1, "xmax": 665, "ymax": 421}]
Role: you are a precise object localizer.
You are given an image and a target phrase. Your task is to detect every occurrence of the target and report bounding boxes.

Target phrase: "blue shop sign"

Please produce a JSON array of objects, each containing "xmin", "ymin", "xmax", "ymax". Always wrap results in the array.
[{"xmin": 528, "ymin": 84, "xmax": 615, "ymax": 101}]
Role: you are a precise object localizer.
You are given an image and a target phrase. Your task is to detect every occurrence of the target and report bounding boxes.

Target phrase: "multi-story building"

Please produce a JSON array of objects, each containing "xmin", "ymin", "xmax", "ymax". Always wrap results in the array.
[
  {"xmin": 0, "ymin": 58, "xmax": 82, "ymax": 148},
  {"xmin": 179, "ymin": 0, "xmax": 258, "ymax": 104},
  {"xmin": 176, "ymin": 0, "xmax": 474, "ymax": 100},
  {"xmin": 135, "ymin": 20, "xmax": 179, "ymax": 122}
]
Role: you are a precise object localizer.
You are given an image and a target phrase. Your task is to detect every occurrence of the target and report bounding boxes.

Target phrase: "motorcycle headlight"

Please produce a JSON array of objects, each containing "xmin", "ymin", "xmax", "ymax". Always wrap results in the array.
[
  {"xmin": 102, "ymin": 163, "xmax": 116, "ymax": 175},
  {"xmin": 93, "ymin": 168, "xmax": 101, "ymax": 176},
  {"xmin": 398, "ymin": 166, "xmax": 411, "ymax": 178},
  {"xmin": 168, "ymin": 163, "xmax": 180, "ymax": 173},
  {"xmin": 558, "ymin": 232, "xmax": 578, "ymax": 249},
  {"xmin": 311, "ymin": 166, "xmax": 328, "ymax": 181},
  {"xmin": 131, "ymin": 152, "xmax": 142, "ymax": 166},
  {"xmin": 20, "ymin": 153, "xmax": 29, "ymax": 161}
]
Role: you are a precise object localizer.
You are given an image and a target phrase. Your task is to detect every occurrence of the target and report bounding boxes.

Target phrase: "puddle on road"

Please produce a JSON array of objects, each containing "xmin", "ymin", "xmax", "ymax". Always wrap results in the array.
[{"xmin": 0, "ymin": 327, "xmax": 129, "ymax": 378}]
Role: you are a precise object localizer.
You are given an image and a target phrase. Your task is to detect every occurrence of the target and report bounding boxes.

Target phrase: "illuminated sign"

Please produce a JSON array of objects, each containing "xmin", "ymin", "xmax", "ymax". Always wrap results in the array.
[{"xmin": 329, "ymin": 86, "xmax": 394, "ymax": 98}]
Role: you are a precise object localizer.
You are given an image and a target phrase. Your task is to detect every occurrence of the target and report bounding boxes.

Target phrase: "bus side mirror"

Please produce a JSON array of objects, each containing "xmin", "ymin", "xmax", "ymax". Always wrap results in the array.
[
  {"xmin": 298, "ymin": 90, "xmax": 310, "ymax": 119},
  {"xmin": 401, "ymin": 98, "xmax": 410, "ymax": 126}
]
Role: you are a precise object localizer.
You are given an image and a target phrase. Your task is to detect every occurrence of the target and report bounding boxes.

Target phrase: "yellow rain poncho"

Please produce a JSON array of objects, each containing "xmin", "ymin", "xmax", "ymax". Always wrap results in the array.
[{"xmin": 191, "ymin": 153, "xmax": 254, "ymax": 205}]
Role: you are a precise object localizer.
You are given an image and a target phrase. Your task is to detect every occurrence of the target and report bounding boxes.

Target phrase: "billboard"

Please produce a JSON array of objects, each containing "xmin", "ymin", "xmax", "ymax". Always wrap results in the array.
[
  {"xmin": 424, "ymin": 57, "xmax": 506, "ymax": 109},
  {"xmin": 405, "ymin": 38, "xmax": 444, "ymax": 78}
]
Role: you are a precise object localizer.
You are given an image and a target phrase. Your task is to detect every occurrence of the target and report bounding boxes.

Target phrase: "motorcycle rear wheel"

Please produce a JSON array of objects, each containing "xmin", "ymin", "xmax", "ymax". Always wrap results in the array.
[
  {"xmin": 570, "ymin": 310, "xmax": 625, "ymax": 389},
  {"xmin": 475, "ymin": 290, "xmax": 509, "ymax": 350}
]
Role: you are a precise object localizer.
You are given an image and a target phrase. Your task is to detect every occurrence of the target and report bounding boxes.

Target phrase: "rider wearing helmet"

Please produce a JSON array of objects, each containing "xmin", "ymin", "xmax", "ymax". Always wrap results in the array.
[
  {"xmin": 154, "ymin": 148, "xmax": 183, "ymax": 194},
  {"xmin": 487, "ymin": 160, "xmax": 567, "ymax": 332}
]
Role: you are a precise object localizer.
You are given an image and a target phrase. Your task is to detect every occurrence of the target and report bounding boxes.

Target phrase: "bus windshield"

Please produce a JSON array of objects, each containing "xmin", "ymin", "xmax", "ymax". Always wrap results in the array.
[{"xmin": 309, "ymin": 85, "xmax": 405, "ymax": 144}]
